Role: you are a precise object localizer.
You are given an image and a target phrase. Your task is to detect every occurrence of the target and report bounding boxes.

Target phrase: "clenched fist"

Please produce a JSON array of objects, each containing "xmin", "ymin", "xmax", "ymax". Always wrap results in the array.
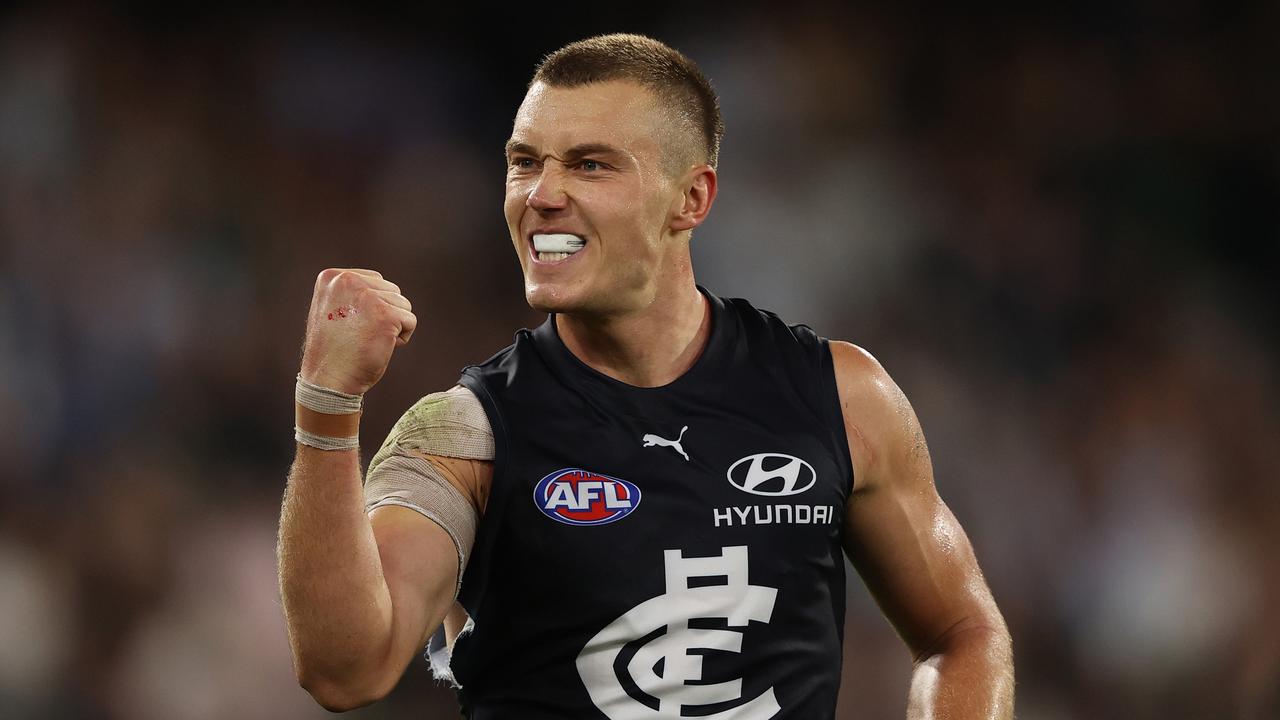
[{"xmin": 299, "ymin": 268, "xmax": 417, "ymax": 395}]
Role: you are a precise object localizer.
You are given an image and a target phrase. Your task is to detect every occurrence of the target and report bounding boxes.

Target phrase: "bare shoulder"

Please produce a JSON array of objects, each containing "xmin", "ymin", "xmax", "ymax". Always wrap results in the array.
[{"xmin": 827, "ymin": 341, "xmax": 928, "ymax": 494}]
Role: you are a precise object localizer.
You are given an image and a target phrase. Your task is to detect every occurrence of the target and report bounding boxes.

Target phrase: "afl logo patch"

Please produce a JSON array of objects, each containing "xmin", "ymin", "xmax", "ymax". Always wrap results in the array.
[
  {"xmin": 727, "ymin": 453, "xmax": 817, "ymax": 497},
  {"xmin": 534, "ymin": 469, "xmax": 642, "ymax": 526}
]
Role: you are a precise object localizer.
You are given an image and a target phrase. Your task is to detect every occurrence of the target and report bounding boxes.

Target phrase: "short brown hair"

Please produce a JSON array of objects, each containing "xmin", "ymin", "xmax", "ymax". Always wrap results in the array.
[{"xmin": 531, "ymin": 33, "xmax": 724, "ymax": 169}]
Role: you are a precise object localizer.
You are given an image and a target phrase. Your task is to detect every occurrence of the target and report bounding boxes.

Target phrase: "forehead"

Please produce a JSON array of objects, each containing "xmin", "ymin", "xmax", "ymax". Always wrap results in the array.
[{"xmin": 509, "ymin": 80, "xmax": 671, "ymax": 158}]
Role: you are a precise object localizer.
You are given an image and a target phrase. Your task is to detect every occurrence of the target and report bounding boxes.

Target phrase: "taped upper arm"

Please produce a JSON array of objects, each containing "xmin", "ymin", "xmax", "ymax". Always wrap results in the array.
[
  {"xmin": 365, "ymin": 386, "xmax": 495, "ymax": 595},
  {"xmin": 361, "ymin": 385, "xmax": 496, "ymax": 668}
]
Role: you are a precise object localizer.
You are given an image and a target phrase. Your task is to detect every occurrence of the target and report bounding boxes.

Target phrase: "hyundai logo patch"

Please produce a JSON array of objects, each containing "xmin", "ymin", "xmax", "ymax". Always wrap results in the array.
[{"xmin": 727, "ymin": 453, "xmax": 817, "ymax": 497}]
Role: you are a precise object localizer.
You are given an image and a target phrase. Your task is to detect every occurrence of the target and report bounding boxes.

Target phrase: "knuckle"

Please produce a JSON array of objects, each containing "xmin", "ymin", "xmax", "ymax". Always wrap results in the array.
[
  {"xmin": 334, "ymin": 271, "xmax": 365, "ymax": 291},
  {"xmin": 316, "ymin": 268, "xmax": 339, "ymax": 286}
]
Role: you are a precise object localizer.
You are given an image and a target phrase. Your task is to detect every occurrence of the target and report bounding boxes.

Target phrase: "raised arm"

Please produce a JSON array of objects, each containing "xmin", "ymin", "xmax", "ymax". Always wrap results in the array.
[
  {"xmin": 277, "ymin": 268, "xmax": 471, "ymax": 711},
  {"xmin": 830, "ymin": 341, "xmax": 1014, "ymax": 719},
  {"xmin": 280, "ymin": 450, "xmax": 461, "ymax": 711}
]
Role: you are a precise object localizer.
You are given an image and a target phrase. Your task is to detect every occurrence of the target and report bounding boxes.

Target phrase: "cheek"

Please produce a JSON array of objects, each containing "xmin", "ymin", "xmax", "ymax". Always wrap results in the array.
[
  {"xmin": 504, "ymin": 183, "xmax": 525, "ymax": 223},
  {"xmin": 633, "ymin": 194, "xmax": 673, "ymax": 248},
  {"xmin": 504, "ymin": 189, "xmax": 531, "ymax": 249},
  {"xmin": 503, "ymin": 189, "xmax": 528, "ymax": 262}
]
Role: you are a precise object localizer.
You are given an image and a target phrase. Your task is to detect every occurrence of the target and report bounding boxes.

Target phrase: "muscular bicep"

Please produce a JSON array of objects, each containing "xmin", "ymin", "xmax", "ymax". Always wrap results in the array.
[
  {"xmin": 831, "ymin": 341, "xmax": 1000, "ymax": 658},
  {"xmin": 370, "ymin": 505, "xmax": 460, "ymax": 655},
  {"xmin": 366, "ymin": 452, "xmax": 492, "ymax": 684},
  {"xmin": 363, "ymin": 382, "xmax": 494, "ymax": 595},
  {"xmin": 843, "ymin": 481, "xmax": 992, "ymax": 657},
  {"xmin": 371, "ymin": 453, "xmax": 494, "ymax": 676}
]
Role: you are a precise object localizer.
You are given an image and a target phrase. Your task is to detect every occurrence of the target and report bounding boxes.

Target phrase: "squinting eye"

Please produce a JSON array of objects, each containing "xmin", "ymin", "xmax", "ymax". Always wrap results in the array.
[
  {"xmin": 511, "ymin": 157, "xmax": 536, "ymax": 170},
  {"xmin": 581, "ymin": 160, "xmax": 601, "ymax": 171}
]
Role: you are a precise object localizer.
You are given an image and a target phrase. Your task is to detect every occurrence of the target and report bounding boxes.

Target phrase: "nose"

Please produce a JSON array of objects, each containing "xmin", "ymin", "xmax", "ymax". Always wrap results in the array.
[{"xmin": 526, "ymin": 163, "xmax": 568, "ymax": 212}]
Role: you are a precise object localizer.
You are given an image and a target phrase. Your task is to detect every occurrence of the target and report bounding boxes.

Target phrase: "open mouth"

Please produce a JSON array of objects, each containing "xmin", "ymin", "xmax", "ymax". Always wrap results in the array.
[{"xmin": 532, "ymin": 233, "xmax": 586, "ymax": 263}]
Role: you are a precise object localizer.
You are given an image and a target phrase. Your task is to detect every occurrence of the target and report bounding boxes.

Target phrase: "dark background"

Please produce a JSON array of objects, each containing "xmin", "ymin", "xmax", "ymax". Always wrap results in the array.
[{"xmin": 1, "ymin": 2, "xmax": 1277, "ymax": 718}]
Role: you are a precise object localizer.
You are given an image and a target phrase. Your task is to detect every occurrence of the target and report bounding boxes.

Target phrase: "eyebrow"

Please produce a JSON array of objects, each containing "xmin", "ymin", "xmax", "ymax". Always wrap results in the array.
[{"xmin": 504, "ymin": 140, "xmax": 628, "ymax": 163}]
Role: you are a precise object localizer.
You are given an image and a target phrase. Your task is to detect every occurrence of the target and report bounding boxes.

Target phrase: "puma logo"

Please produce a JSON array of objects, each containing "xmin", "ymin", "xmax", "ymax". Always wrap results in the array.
[{"xmin": 642, "ymin": 426, "xmax": 689, "ymax": 461}]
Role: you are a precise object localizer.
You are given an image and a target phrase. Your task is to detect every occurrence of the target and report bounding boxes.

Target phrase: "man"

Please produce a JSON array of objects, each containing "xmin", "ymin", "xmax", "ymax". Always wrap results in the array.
[{"xmin": 278, "ymin": 34, "xmax": 1013, "ymax": 719}]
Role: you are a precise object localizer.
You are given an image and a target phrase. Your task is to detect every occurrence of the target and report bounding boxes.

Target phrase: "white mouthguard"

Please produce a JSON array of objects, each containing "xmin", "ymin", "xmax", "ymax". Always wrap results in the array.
[{"xmin": 532, "ymin": 233, "xmax": 586, "ymax": 254}]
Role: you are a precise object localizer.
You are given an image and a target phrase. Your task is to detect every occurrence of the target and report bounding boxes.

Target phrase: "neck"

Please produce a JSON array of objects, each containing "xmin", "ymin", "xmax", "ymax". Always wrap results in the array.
[{"xmin": 556, "ymin": 281, "xmax": 711, "ymax": 388}]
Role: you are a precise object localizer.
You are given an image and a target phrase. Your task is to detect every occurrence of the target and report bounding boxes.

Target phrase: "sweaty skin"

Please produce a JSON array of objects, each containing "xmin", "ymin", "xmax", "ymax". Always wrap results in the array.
[
  {"xmin": 280, "ymin": 78, "xmax": 1013, "ymax": 717},
  {"xmin": 832, "ymin": 342, "xmax": 1014, "ymax": 719},
  {"xmin": 365, "ymin": 341, "xmax": 1017, "ymax": 718},
  {"xmin": 504, "ymin": 81, "xmax": 717, "ymax": 387}
]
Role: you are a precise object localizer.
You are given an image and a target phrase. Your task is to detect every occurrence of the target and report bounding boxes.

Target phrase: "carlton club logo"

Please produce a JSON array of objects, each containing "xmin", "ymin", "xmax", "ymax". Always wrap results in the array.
[
  {"xmin": 576, "ymin": 545, "xmax": 780, "ymax": 719},
  {"xmin": 533, "ymin": 468, "xmax": 642, "ymax": 526},
  {"xmin": 726, "ymin": 453, "xmax": 816, "ymax": 497}
]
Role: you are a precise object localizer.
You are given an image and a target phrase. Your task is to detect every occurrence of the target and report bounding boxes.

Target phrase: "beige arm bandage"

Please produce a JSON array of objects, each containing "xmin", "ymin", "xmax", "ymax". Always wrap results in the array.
[{"xmin": 364, "ymin": 385, "xmax": 494, "ymax": 597}]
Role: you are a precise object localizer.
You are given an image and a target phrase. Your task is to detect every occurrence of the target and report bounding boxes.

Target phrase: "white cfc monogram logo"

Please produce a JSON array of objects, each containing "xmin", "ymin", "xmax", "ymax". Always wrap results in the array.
[{"xmin": 575, "ymin": 546, "xmax": 781, "ymax": 719}]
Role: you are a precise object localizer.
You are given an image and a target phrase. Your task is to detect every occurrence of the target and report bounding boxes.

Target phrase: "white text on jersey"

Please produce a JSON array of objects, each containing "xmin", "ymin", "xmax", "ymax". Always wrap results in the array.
[
  {"xmin": 712, "ymin": 504, "xmax": 837, "ymax": 527},
  {"xmin": 545, "ymin": 480, "xmax": 633, "ymax": 511}
]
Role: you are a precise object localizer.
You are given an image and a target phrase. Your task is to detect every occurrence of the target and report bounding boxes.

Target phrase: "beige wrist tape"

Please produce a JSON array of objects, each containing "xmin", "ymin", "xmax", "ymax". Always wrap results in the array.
[
  {"xmin": 296, "ymin": 373, "xmax": 363, "ymax": 413},
  {"xmin": 294, "ymin": 374, "xmax": 363, "ymax": 451},
  {"xmin": 295, "ymin": 426, "xmax": 359, "ymax": 451}
]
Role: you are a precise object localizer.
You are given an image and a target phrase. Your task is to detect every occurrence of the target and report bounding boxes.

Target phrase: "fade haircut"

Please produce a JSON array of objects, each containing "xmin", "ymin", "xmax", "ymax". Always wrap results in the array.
[{"xmin": 531, "ymin": 33, "xmax": 724, "ymax": 170}]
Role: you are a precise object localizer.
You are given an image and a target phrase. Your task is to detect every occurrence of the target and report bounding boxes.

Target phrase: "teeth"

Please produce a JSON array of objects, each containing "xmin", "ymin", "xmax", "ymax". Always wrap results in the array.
[
  {"xmin": 532, "ymin": 233, "xmax": 586, "ymax": 253},
  {"xmin": 537, "ymin": 251, "xmax": 570, "ymax": 262}
]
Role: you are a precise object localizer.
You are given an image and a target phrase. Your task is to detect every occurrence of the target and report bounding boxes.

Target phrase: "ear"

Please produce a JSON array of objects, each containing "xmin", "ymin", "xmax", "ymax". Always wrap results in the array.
[{"xmin": 669, "ymin": 165, "xmax": 718, "ymax": 232}]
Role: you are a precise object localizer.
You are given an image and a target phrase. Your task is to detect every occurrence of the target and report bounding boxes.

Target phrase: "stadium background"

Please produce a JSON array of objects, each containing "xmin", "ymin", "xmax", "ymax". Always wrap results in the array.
[{"xmin": 1, "ymin": 2, "xmax": 1277, "ymax": 718}]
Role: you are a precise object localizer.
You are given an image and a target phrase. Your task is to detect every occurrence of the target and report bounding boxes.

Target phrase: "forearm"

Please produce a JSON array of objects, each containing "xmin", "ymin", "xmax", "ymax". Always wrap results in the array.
[
  {"xmin": 278, "ymin": 444, "xmax": 393, "ymax": 705},
  {"xmin": 906, "ymin": 624, "xmax": 1014, "ymax": 720}
]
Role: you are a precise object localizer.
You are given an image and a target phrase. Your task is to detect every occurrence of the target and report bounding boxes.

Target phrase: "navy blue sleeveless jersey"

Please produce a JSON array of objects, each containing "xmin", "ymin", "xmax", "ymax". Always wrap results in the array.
[{"xmin": 453, "ymin": 288, "xmax": 855, "ymax": 719}]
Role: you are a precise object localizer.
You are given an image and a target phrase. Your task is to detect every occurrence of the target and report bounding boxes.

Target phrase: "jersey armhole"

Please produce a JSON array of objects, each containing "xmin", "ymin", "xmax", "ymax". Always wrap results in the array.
[
  {"xmin": 456, "ymin": 368, "xmax": 509, "ymax": 617},
  {"xmin": 458, "ymin": 368, "xmax": 508, "ymax": 498},
  {"xmin": 818, "ymin": 338, "xmax": 857, "ymax": 498}
]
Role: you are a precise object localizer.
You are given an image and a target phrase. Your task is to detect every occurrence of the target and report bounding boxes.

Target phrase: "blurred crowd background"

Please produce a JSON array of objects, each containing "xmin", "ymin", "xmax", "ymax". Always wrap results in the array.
[{"xmin": 1, "ymin": 2, "xmax": 1276, "ymax": 718}]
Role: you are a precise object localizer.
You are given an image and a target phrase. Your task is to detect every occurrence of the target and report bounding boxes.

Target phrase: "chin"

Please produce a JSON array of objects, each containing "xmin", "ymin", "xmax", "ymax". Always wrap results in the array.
[{"xmin": 524, "ymin": 281, "xmax": 588, "ymax": 315}]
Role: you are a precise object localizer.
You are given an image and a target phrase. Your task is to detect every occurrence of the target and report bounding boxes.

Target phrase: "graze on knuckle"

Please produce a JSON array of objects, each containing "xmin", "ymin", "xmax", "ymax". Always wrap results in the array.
[{"xmin": 325, "ymin": 303, "xmax": 359, "ymax": 321}]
